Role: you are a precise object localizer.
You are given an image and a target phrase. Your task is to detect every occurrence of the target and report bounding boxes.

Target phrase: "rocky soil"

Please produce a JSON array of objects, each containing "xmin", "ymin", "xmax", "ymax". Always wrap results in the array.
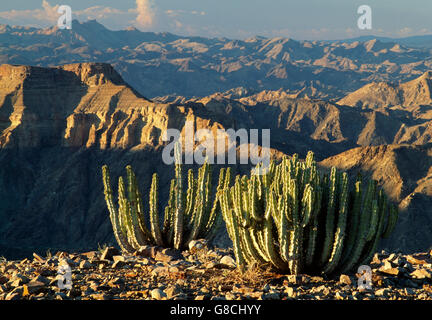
[{"xmin": 1, "ymin": 240, "xmax": 431, "ymax": 301}]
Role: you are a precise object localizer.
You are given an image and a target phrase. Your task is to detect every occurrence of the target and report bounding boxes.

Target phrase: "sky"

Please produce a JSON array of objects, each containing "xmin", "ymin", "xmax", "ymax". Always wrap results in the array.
[{"xmin": 0, "ymin": 0, "xmax": 431, "ymax": 40}]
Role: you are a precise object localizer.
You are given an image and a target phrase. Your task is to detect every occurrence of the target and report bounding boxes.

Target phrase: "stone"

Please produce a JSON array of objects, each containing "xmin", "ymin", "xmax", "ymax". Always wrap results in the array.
[
  {"xmin": 100, "ymin": 247, "xmax": 120, "ymax": 261},
  {"xmin": 371, "ymin": 253, "xmax": 381, "ymax": 265},
  {"xmin": 113, "ymin": 255, "xmax": 125, "ymax": 263},
  {"xmin": 378, "ymin": 263, "xmax": 400, "ymax": 276},
  {"xmin": 410, "ymin": 269, "xmax": 432, "ymax": 280},
  {"xmin": 151, "ymin": 266, "xmax": 168, "ymax": 276},
  {"xmin": 24, "ymin": 281, "xmax": 46, "ymax": 294},
  {"xmin": 80, "ymin": 251, "xmax": 98, "ymax": 260},
  {"xmin": 33, "ymin": 253, "xmax": 45, "ymax": 263},
  {"xmin": 335, "ymin": 292, "xmax": 346, "ymax": 300},
  {"xmin": 151, "ymin": 288, "xmax": 167, "ymax": 300},
  {"xmin": 310, "ymin": 276, "xmax": 324, "ymax": 282},
  {"xmin": 134, "ymin": 246, "xmax": 158, "ymax": 259},
  {"xmin": 155, "ymin": 252, "xmax": 176, "ymax": 263},
  {"xmin": 339, "ymin": 274, "xmax": 352, "ymax": 286},
  {"xmin": 225, "ymin": 292, "xmax": 236, "ymax": 300},
  {"xmin": 407, "ymin": 255, "xmax": 427, "ymax": 265},
  {"xmin": 188, "ymin": 239, "xmax": 207, "ymax": 251},
  {"xmin": 375, "ymin": 288, "xmax": 389, "ymax": 297},
  {"xmin": 387, "ymin": 253, "xmax": 397, "ymax": 261},
  {"xmin": 316, "ymin": 285, "xmax": 330, "ymax": 296},
  {"xmin": 219, "ymin": 256, "xmax": 236, "ymax": 268},
  {"xmin": 165, "ymin": 285, "xmax": 182, "ymax": 299},
  {"xmin": 285, "ymin": 287, "xmax": 296, "ymax": 298}
]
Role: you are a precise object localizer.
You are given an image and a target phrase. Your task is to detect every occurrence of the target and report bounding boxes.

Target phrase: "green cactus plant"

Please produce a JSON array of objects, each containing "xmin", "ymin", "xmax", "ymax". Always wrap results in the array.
[
  {"xmin": 220, "ymin": 151, "xmax": 399, "ymax": 275},
  {"xmin": 102, "ymin": 143, "xmax": 226, "ymax": 252}
]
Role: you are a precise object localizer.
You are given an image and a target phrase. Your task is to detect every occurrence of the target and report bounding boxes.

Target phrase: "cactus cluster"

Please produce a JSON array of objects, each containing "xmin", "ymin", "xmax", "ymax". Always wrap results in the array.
[
  {"xmin": 102, "ymin": 143, "xmax": 226, "ymax": 252},
  {"xmin": 221, "ymin": 151, "xmax": 399, "ymax": 275}
]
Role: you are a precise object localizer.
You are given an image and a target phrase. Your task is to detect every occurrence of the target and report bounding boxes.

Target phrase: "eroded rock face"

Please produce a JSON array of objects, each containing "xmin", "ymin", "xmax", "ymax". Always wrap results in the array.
[
  {"xmin": 320, "ymin": 144, "xmax": 432, "ymax": 253},
  {"xmin": 338, "ymin": 71, "xmax": 432, "ymax": 109}
]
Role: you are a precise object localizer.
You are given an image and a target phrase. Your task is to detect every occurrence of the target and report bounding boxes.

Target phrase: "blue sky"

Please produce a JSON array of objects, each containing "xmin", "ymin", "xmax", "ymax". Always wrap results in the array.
[{"xmin": 0, "ymin": 0, "xmax": 431, "ymax": 40}]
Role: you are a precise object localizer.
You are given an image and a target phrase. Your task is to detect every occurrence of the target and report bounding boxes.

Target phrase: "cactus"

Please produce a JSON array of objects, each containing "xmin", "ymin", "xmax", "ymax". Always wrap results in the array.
[
  {"xmin": 102, "ymin": 144, "xmax": 226, "ymax": 252},
  {"xmin": 220, "ymin": 152, "xmax": 399, "ymax": 275}
]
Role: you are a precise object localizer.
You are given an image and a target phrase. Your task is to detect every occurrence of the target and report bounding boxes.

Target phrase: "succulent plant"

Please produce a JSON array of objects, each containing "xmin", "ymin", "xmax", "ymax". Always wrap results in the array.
[
  {"xmin": 102, "ymin": 143, "xmax": 226, "ymax": 252},
  {"xmin": 220, "ymin": 151, "xmax": 399, "ymax": 275}
]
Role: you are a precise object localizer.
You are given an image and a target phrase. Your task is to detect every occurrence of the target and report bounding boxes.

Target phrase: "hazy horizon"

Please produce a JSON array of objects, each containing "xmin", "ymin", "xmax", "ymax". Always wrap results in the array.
[{"xmin": 0, "ymin": 0, "xmax": 431, "ymax": 40}]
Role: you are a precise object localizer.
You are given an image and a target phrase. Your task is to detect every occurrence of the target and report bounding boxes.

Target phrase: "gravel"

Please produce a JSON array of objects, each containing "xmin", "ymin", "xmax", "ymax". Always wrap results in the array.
[{"xmin": 0, "ymin": 244, "xmax": 431, "ymax": 300}]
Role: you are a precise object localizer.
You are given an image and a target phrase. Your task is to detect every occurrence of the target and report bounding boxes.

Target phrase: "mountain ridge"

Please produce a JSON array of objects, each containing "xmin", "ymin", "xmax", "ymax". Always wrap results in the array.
[
  {"xmin": 1, "ymin": 20, "xmax": 432, "ymax": 99},
  {"xmin": 338, "ymin": 70, "xmax": 432, "ymax": 109}
]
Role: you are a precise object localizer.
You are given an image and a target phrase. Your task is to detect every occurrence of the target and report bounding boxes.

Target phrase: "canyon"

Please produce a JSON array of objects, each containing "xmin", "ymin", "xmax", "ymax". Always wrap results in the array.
[{"xmin": 0, "ymin": 62, "xmax": 431, "ymax": 258}]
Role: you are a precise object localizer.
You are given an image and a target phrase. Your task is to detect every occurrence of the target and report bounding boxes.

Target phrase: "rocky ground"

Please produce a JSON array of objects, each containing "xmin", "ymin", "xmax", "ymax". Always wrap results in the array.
[{"xmin": 0, "ymin": 240, "xmax": 431, "ymax": 301}]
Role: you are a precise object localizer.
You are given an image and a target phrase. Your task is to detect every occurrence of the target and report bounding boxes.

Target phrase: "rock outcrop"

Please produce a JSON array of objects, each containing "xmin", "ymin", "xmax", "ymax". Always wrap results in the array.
[{"xmin": 338, "ymin": 71, "xmax": 432, "ymax": 109}]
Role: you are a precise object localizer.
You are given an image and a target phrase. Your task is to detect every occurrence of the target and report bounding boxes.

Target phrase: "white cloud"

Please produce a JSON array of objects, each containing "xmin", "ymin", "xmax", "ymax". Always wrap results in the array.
[
  {"xmin": 41, "ymin": 0, "xmax": 59, "ymax": 22},
  {"xmin": 135, "ymin": 0, "xmax": 155, "ymax": 29},
  {"xmin": 165, "ymin": 9, "xmax": 206, "ymax": 18},
  {"xmin": 398, "ymin": 27, "xmax": 413, "ymax": 36},
  {"xmin": 0, "ymin": 0, "xmax": 59, "ymax": 27}
]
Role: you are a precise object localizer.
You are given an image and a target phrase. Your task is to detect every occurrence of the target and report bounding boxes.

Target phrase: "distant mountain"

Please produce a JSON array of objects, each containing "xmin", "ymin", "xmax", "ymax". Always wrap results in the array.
[
  {"xmin": 1, "ymin": 20, "xmax": 432, "ymax": 99},
  {"xmin": 1, "ymin": 63, "xmax": 432, "ymax": 257},
  {"xmin": 334, "ymin": 34, "xmax": 432, "ymax": 49},
  {"xmin": 338, "ymin": 71, "xmax": 432, "ymax": 109}
]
